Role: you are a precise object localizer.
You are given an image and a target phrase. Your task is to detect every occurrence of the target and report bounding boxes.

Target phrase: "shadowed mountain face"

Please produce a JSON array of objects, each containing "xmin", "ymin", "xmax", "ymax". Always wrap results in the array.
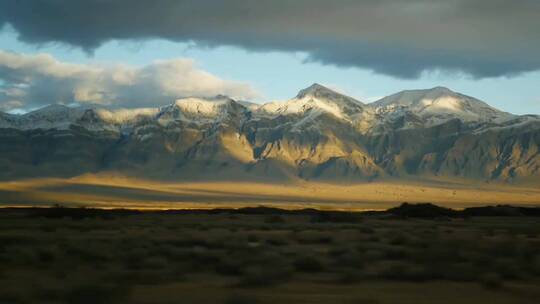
[{"xmin": 0, "ymin": 84, "xmax": 539, "ymax": 182}]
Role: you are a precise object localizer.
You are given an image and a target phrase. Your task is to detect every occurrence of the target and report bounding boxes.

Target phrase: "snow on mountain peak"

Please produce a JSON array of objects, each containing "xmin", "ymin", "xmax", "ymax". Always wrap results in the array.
[
  {"xmin": 0, "ymin": 86, "xmax": 524, "ymax": 132},
  {"xmin": 4, "ymin": 104, "xmax": 87, "ymax": 130},
  {"xmin": 156, "ymin": 95, "xmax": 246, "ymax": 125},
  {"xmin": 373, "ymin": 87, "xmax": 458, "ymax": 108},
  {"xmin": 428, "ymin": 86, "xmax": 453, "ymax": 94},
  {"xmin": 24, "ymin": 104, "xmax": 79, "ymax": 118},
  {"xmin": 371, "ymin": 87, "xmax": 514, "ymax": 126},
  {"xmin": 174, "ymin": 95, "xmax": 235, "ymax": 117},
  {"xmin": 257, "ymin": 97, "xmax": 346, "ymax": 120},
  {"xmin": 297, "ymin": 83, "xmax": 335, "ymax": 98},
  {"xmin": 296, "ymin": 83, "xmax": 364, "ymax": 106},
  {"xmin": 255, "ymin": 84, "xmax": 364, "ymax": 124}
]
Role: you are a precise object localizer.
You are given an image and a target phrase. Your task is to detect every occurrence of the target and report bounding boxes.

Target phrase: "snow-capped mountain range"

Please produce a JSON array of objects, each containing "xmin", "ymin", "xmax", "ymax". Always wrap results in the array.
[
  {"xmin": 0, "ymin": 84, "xmax": 532, "ymax": 133},
  {"xmin": 1, "ymin": 84, "xmax": 539, "ymax": 182}
]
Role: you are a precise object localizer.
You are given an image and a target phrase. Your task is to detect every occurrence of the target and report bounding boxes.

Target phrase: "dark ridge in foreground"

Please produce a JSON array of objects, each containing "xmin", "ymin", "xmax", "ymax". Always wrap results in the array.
[{"xmin": 2, "ymin": 203, "xmax": 539, "ymax": 220}]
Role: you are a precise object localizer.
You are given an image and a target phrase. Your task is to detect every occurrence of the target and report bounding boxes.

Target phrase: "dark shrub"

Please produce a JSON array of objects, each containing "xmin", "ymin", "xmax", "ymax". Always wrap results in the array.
[
  {"xmin": 494, "ymin": 258, "xmax": 523, "ymax": 279},
  {"xmin": 383, "ymin": 248, "xmax": 408, "ymax": 260},
  {"xmin": 360, "ymin": 227, "xmax": 375, "ymax": 234},
  {"xmin": 363, "ymin": 249, "xmax": 385, "ymax": 261},
  {"xmin": 37, "ymin": 247, "xmax": 57, "ymax": 263},
  {"xmin": 31, "ymin": 207, "xmax": 138, "ymax": 220},
  {"xmin": 65, "ymin": 282, "xmax": 130, "ymax": 304},
  {"xmin": 224, "ymin": 293, "xmax": 259, "ymax": 304},
  {"xmin": 310, "ymin": 212, "xmax": 361, "ymax": 223},
  {"xmin": 367, "ymin": 235, "xmax": 380, "ymax": 242},
  {"xmin": 239, "ymin": 265, "xmax": 291, "ymax": 287},
  {"xmin": 333, "ymin": 251, "xmax": 364, "ymax": 269},
  {"xmin": 247, "ymin": 234, "xmax": 259, "ymax": 243},
  {"xmin": 265, "ymin": 236, "xmax": 288, "ymax": 246},
  {"xmin": 294, "ymin": 256, "xmax": 325, "ymax": 272},
  {"xmin": 463, "ymin": 205, "xmax": 540, "ymax": 217},
  {"xmin": 0, "ymin": 290, "xmax": 28, "ymax": 304},
  {"xmin": 142, "ymin": 256, "xmax": 169, "ymax": 269},
  {"xmin": 295, "ymin": 231, "xmax": 334, "ymax": 244},
  {"xmin": 437, "ymin": 262, "xmax": 479, "ymax": 281},
  {"xmin": 388, "ymin": 234, "xmax": 409, "ymax": 246},
  {"xmin": 32, "ymin": 285, "xmax": 64, "ymax": 302},
  {"xmin": 380, "ymin": 262, "xmax": 428, "ymax": 282},
  {"xmin": 387, "ymin": 203, "xmax": 459, "ymax": 218},
  {"xmin": 216, "ymin": 257, "xmax": 244, "ymax": 276},
  {"xmin": 338, "ymin": 269, "xmax": 364, "ymax": 284},
  {"xmin": 480, "ymin": 272, "xmax": 504, "ymax": 290},
  {"xmin": 532, "ymin": 255, "xmax": 540, "ymax": 275},
  {"xmin": 264, "ymin": 215, "xmax": 285, "ymax": 224}
]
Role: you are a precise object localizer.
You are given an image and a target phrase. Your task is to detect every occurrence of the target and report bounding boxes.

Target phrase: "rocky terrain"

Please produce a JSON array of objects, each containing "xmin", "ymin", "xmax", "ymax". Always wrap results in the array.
[{"xmin": 1, "ymin": 84, "xmax": 539, "ymax": 183}]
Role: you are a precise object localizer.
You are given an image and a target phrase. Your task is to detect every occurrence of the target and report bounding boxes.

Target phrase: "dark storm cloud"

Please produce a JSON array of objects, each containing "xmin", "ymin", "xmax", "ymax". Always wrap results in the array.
[{"xmin": 1, "ymin": 0, "xmax": 539, "ymax": 78}]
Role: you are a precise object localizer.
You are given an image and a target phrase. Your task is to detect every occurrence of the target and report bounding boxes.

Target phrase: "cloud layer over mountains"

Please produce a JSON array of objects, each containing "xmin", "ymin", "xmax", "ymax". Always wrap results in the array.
[
  {"xmin": 1, "ymin": 0, "xmax": 539, "ymax": 78},
  {"xmin": 0, "ymin": 50, "xmax": 257, "ymax": 111}
]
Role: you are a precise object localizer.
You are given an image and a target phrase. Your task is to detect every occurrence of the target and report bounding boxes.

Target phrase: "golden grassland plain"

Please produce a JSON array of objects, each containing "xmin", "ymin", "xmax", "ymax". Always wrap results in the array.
[
  {"xmin": 0, "ymin": 174, "xmax": 539, "ymax": 210},
  {"xmin": 1, "ymin": 208, "xmax": 540, "ymax": 304}
]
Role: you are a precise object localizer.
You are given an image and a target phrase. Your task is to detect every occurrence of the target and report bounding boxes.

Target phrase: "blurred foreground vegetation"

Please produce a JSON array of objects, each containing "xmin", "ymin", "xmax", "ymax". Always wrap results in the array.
[{"xmin": 1, "ymin": 204, "xmax": 540, "ymax": 304}]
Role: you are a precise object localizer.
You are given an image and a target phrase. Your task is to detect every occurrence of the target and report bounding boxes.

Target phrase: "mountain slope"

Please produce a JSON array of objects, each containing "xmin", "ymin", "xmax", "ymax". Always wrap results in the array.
[
  {"xmin": 0, "ymin": 84, "xmax": 538, "ymax": 183},
  {"xmin": 254, "ymin": 83, "xmax": 365, "ymax": 125},
  {"xmin": 371, "ymin": 87, "xmax": 514, "ymax": 128}
]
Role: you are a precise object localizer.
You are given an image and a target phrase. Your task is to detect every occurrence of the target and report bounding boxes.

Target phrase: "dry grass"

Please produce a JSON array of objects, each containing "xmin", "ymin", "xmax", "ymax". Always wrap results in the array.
[{"xmin": 0, "ymin": 174, "xmax": 539, "ymax": 210}]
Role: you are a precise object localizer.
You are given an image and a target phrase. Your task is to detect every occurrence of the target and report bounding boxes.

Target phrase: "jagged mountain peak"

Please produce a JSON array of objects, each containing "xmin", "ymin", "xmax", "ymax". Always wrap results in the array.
[
  {"xmin": 296, "ymin": 83, "xmax": 363, "ymax": 105},
  {"xmin": 296, "ymin": 83, "xmax": 333, "ymax": 98},
  {"xmin": 253, "ymin": 83, "xmax": 366, "ymax": 123},
  {"xmin": 1, "ymin": 85, "xmax": 539, "ymax": 183},
  {"xmin": 0, "ymin": 86, "xmax": 525, "ymax": 132}
]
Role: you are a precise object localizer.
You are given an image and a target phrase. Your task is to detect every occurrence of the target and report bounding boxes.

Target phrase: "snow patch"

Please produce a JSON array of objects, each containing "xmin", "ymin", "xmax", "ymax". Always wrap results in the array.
[
  {"xmin": 370, "ymin": 87, "xmax": 514, "ymax": 128},
  {"xmin": 174, "ymin": 96, "xmax": 232, "ymax": 117},
  {"xmin": 254, "ymin": 84, "xmax": 364, "ymax": 124}
]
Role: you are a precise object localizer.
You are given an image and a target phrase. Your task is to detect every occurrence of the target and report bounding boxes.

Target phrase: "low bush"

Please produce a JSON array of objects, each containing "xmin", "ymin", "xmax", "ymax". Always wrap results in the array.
[
  {"xmin": 64, "ymin": 282, "xmax": 130, "ymax": 304},
  {"xmin": 216, "ymin": 257, "xmax": 245, "ymax": 276},
  {"xmin": 294, "ymin": 256, "xmax": 325, "ymax": 272},
  {"xmin": 379, "ymin": 262, "xmax": 429, "ymax": 282},
  {"xmin": 295, "ymin": 231, "xmax": 334, "ymax": 244},
  {"xmin": 264, "ymin": 215, "xmax": 285, "ymax": 224},
  {"xmin": 338, "ymin": 269, "xmax": 364, "ymax": 284},
  {"xmin": 479, "ymin": 272, "xmax": 504, "ymax": 290},
  {"xmin": 333, "ymin": 250, "xmax": 364, "ymax": 269},
  {"xmin": 224, "ymin": 293, "xmax": 259, "ymax": 304},
  {"xmin": 239, "ymin": 265, "xmax": 291, "ymax": 287},
  {"xmin": 310, "ymin": 212, "xmax": 361, "ymax": 223}
]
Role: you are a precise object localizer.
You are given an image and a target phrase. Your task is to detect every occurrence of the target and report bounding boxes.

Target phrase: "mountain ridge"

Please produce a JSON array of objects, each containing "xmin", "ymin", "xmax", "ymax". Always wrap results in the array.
[
  {"xmin": 0, "ymin": 84, "xmax": 523, "ymax": 129},
  {"xmin": 0, "ymin": 84, "xmax": 538, "ymax": 183}
]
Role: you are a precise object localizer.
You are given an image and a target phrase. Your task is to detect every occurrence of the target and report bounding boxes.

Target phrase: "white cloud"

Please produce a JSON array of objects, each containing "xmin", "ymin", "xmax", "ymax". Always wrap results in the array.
[
  {"xmin": 0, "ymin": 100, "xmax": 23, "ymax": 111},
  {"xmin": 0, "ymin": 50, "xmax": 258, "ymax": 111}
]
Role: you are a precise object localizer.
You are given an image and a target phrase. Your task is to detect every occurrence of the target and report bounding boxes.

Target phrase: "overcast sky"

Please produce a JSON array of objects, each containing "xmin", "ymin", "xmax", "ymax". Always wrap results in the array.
[{"xmin": 0, "ymin": 0, "xmax": 539, "ymax": 114}]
